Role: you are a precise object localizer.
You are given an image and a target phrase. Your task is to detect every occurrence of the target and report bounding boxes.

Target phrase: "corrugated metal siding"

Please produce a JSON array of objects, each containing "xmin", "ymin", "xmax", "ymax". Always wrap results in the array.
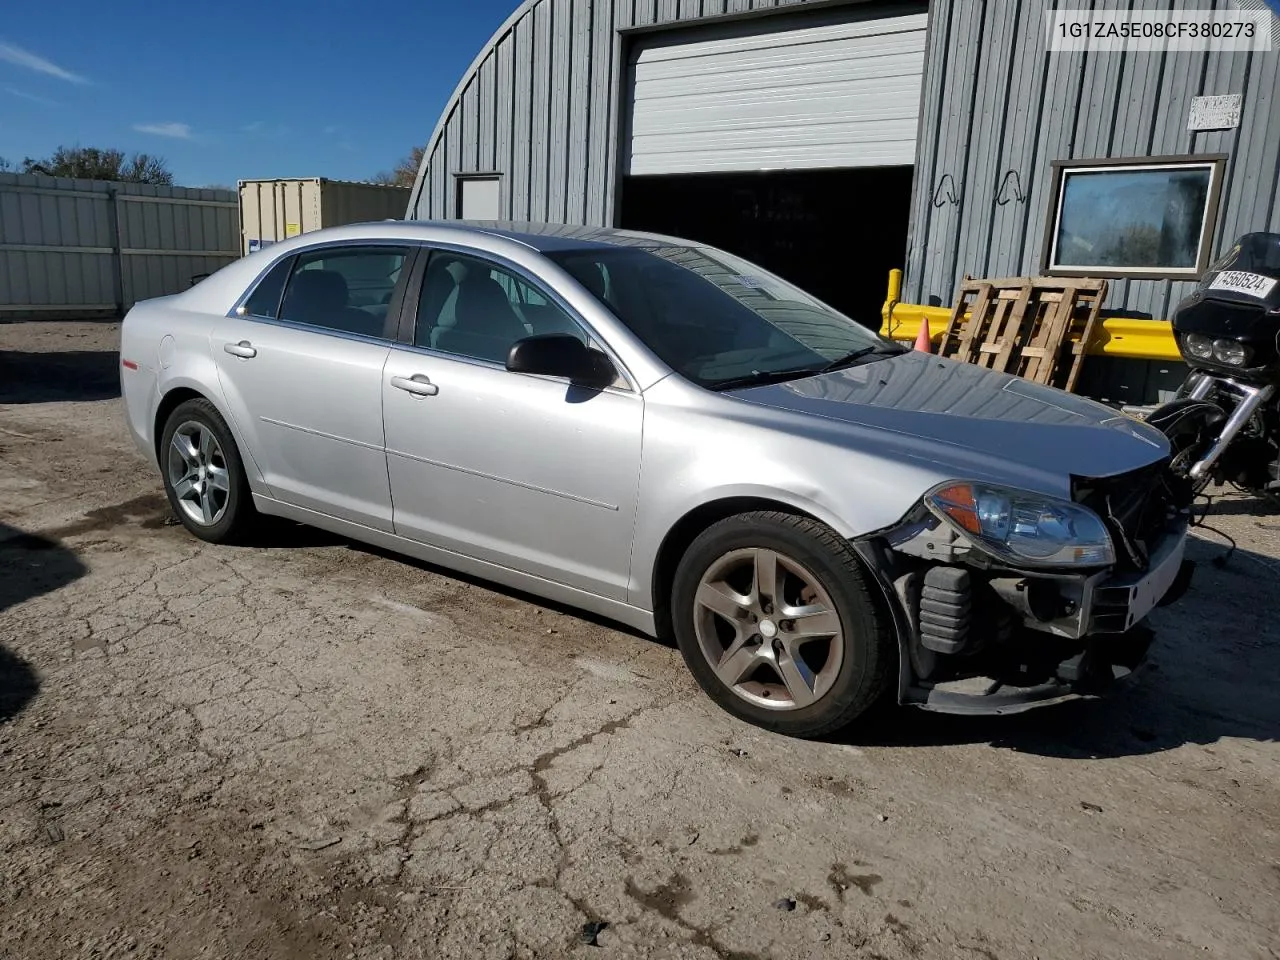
[
  {"xmin": 907, "ymin": 0, "xmax": 1280, "ymax": 319},
  {"xmin": 408, "ymin": 0, "xmax": 844, "ymax": 224},
  {"xmin": 318, "ymin": 181, "xmax": 413, "ymax": 231},
  {"xmin": 413, "ymin": 0, "xmax": 1277, "ymax": 324},
  {"xmin": 0, "ymin": 173, "xmax": 238, "ymax": 316},
  {"xmin": 626, "ymin": 12, "xmax": 927, "ymax": 174}
]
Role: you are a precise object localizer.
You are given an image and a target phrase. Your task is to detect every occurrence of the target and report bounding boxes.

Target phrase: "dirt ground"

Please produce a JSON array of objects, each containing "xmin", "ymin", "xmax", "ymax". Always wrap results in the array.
[{"xmin": 1, "ymin": 319, "xmax": 1278, "ymax": 960}]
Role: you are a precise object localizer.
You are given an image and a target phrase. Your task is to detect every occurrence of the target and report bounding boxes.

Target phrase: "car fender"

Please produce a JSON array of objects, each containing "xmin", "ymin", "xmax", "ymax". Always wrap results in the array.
[
  {"xmin": 154, "ymin": 366, "xmax": 271, "ymax": 493},
  {"xmin": 1145, "ymin": 397, "xmax": 1226, "ymax": 446},
  {"xmin": 671, "ymin": 480, "xmax": 859, "ymax": 537},
  {"xmin": 627, "ymin": 402, "xmax": 943, "ymax": 608}
]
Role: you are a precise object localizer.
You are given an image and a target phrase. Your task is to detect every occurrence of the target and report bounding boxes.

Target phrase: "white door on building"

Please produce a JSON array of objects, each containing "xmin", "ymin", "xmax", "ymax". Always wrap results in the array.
[
  {"xmin": 626, "ymin": 11, "xmax": 929, "ymax": 175},
  {"xmin": 457, "ymin": 176, "xmax": 501, "ymax": 219}
]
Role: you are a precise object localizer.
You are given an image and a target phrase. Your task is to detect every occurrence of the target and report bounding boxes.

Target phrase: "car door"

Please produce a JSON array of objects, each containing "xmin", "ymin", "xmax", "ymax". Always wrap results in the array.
[
  {"xmin": 211, "ymin": 243, "xmax": 413, "ymax": 531},
  {"xmin": 381, "ymin": 248, "xmax": 643, "ymax": 600}
]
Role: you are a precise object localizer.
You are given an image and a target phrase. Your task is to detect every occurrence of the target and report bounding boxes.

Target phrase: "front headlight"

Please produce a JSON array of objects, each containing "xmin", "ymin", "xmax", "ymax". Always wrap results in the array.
[
  {"xmin": 1183, "ymin": 332, "xmax": 1214, "ymax": 361},
  {"xmin": 1211, "ymin": 339, "xmax": 1250, "ymax": 367},
  {"xmin": 925, "ymin": 481, "xmax": 1115, "ymax": 568}
]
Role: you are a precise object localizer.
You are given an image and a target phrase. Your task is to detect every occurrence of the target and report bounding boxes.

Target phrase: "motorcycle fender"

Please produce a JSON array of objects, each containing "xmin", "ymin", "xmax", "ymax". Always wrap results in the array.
[{"xmin": 1146, "ymin": 398, "xmax": 1227, "ymax": 443}]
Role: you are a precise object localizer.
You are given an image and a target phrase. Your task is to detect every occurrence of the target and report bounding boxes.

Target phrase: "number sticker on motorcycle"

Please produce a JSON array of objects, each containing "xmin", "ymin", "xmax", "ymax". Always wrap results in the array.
[{"xmin": 1208, "ymin": 271, "xmax": 1278, "ymax": 299}]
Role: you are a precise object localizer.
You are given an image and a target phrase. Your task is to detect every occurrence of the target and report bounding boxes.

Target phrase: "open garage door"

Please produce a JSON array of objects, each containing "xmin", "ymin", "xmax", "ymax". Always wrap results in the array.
[
  {"xmin": 620, "ymin": 6, "xmax": 926, "ymax": 328},
  {"xmin": 625, "ymin": 9, "xmax": 928, "ymax": 176},
  {"xmin": 620, "ymin": 167, "xmax": 914, "ymax": 328}
]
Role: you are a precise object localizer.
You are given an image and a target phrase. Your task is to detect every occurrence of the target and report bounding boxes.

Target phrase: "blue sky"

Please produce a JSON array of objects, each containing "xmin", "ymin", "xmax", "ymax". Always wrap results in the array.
[{"xmin": 0, "ymin": 0, "xmax": 521, "ymax": 187}]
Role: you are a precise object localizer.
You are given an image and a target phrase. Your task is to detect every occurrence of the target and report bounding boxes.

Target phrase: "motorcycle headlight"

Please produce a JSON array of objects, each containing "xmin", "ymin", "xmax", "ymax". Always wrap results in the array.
[
  {"xmin": 1183, "ymin": 332, "xmax": 1214, "ymax": 360},
  {"xmin": 1212, "ymin": 339, "xmax": 1250, "ymax": 367},
  {"xmin": 925, "ymin": 481, "xmax": 1115, "ymax": 568}
]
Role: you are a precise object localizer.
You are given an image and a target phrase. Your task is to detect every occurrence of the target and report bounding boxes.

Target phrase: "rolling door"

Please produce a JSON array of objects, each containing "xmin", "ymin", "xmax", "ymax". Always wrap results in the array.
[{"xmin": 626, "ymin": 11, "xmax": 928, "ymax": 176}]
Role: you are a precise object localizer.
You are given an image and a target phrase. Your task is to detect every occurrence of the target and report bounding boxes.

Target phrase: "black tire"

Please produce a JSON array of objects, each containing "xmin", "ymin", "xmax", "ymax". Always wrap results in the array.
[
  {"xmin": 1166, "ymin": 430, "xmax": 1213, "ymax": 498},
  {"xmin": 158, "ymin": 397, "xmax": 255, "ymax": 544},
  {"xmin": 671, "ymin": 511, "xmax": 893, "ymax": 738}
]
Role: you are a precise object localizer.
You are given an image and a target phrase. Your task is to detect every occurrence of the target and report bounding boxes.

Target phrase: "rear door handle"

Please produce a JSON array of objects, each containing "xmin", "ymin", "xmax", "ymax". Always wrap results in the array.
[
  {"xmin": 390, "ymin": 374, "xmax": 439, "ymax": 397},
  {"xmin": 223, "ymin": 340, "xmax": 256, "ymax": 359}
]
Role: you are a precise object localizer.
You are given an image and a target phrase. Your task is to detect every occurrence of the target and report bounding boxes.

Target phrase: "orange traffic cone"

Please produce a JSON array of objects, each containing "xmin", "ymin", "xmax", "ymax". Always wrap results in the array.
[{"xmin": 914, "ymin": 317, "xmax": 932, "ymax": 353}]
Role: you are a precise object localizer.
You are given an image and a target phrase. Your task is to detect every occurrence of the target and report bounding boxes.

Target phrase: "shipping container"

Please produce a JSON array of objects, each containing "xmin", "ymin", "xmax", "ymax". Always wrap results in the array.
[{"xmin": 237, "ymin": 178, "xmax": 412, "ymax": 255}]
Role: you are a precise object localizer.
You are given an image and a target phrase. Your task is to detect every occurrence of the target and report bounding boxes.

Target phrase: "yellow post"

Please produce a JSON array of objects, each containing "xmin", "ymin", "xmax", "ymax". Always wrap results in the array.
[{"xmin": 883, "ymin": 268, "xmax": 904, "ymax": 337}]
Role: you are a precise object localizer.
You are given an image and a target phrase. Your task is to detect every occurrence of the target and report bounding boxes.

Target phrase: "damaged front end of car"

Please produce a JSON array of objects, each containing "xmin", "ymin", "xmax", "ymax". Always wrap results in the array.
[{"xmin": 855, "ymin": 460, "xmax": 1197, "ymax": 715}]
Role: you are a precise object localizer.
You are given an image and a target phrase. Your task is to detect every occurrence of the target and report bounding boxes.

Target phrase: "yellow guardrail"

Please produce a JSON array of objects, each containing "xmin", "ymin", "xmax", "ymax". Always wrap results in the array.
[{"xmin": 878, "ymin": 269, "xmax": 1183, "ymax": 362}]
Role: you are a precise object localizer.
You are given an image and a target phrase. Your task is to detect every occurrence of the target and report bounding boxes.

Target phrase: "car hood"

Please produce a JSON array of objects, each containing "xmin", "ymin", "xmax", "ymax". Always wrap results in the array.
[{"xmin": 729, "ymin": 350, "xmax": 1170, "ymax": 490}]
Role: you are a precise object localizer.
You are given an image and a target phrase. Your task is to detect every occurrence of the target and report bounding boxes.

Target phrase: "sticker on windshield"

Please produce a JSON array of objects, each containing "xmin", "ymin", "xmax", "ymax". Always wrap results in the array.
[{"xmin": 1209, "ymin": 270, "xmax": 1278, "ymax": 299}]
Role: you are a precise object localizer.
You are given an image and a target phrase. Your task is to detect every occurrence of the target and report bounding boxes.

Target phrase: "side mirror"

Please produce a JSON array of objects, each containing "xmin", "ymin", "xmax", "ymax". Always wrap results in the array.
[{"xmin": 506, "ymin": 334, "xmax": 616, "ymax": 387}]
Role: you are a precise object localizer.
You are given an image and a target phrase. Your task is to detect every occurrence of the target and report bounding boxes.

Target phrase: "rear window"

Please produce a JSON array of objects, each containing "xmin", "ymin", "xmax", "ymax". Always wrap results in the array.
[{"xmin": 241, "ymin": 256, "xmax": 293, "ymax": 318}]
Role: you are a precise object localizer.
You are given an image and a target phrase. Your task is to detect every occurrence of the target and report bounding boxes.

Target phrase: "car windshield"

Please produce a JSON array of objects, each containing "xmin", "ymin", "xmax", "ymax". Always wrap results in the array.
[{"xmin": 546, "ymin": 244, "xmax": 902, "ymax": 389}]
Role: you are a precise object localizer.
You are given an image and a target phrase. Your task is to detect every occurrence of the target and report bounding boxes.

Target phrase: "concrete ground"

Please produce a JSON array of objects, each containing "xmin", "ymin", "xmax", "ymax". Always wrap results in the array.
[{"xmin": 1, "ymin": 319, "xmax": 1278, "ymax": 960}]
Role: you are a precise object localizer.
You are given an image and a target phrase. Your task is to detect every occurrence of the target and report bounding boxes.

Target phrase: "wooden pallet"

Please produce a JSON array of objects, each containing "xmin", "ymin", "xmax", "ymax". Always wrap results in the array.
[{"xmin": 936, "ymin": 276, "xmax": 1108, "ymax": 391}]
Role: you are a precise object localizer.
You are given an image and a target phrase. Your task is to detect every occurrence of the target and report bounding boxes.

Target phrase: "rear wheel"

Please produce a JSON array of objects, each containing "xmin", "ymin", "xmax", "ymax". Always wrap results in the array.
[
  {"xmin": 159, "ymin": 398, "xmax": 255, "ymax": 543},
  {"xmin": 671, "ymin": 511, "xmax": 893, "ymax": 738}
]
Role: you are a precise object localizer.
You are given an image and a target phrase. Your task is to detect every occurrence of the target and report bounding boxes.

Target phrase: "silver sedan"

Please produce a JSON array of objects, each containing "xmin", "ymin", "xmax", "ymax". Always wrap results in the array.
[{"xmin": 120, "ymin": 221, "xmax": 1193, "ymax": 737}]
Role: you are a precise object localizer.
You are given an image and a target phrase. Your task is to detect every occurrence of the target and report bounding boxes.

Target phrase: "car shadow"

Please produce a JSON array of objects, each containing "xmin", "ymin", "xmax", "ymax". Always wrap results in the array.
[
  {"xmin": 0, "ymin": 523, "xmax": 89, "ymax": 722},
  {"xmin": 242, "ymin": 517, "xmax": 349, "ymax": 550},
  {"xmin": 0, "ymin": 349, "xmax": 122, "ymax": 403},
  {"xmin": 0, "ymin": 315, "xmax": 121, "ymax": 326},
  {"xmin": 238, "ymin": 517, "xmax": 664, "ymax": 643},
  {"xmin": 153, "ymin": 511, "xmax": 1277, "ymax": 753},
  {"xmin": 843, "ymin": 535, "xmax": 1280, "ymax": 758},
  {"xmin": 353, "ymin": 541, "xmax": 664, "ymax": 643}
]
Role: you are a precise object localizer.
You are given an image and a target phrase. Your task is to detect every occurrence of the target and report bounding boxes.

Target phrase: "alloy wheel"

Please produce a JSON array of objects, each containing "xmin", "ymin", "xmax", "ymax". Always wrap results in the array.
[
  {"xmin": 166, "ymin": 420, "xmax": 231, "ymax": 526},
  {"xmin": 692, "ymin": 547, "xmax": 844, "ymax": 711}
]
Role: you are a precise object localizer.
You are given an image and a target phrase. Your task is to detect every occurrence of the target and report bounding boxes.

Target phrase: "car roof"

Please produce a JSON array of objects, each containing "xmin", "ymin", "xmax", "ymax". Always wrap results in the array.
[
  {"xmin": 162, "ymin": 219, "xmax": 702, "ymax": 321},
  {"xmin": 397, "ymin": 219, "xmax": 699, "ymax": 253}
]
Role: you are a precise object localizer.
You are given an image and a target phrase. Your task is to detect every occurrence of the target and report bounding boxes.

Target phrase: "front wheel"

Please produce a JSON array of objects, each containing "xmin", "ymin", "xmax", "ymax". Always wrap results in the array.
[
  {"xmin": 1168, "ymin": 431, "xmax": 1213, "ymax": 497},
  {"xmin": 1146, "ymin": 398, "xmax": 1223, "ymax": 496},
  {"xmin": 671, "ymin": 511, "xmax": 893, "ymax": 738}
]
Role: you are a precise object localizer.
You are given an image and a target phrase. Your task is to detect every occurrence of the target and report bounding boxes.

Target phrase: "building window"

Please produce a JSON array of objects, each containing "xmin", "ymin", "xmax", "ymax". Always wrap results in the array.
[
  {"xmin": 1043, "ymin": 156, "xmax": 1225, "ymax": 279},
  {"xmin": 455, "ymin": 175, "xmax": 502, "ymax": 220}
]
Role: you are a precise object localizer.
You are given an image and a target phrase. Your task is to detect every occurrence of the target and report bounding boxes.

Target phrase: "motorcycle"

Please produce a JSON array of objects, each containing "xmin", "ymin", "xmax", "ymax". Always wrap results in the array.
[{"xmin": 1147, "ymin": 231, "xmax": 1280, "ymax": 503}]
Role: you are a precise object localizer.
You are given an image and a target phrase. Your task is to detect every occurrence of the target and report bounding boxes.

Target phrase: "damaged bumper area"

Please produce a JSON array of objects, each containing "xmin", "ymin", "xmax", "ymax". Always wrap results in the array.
[{"xmin": 860, "ymin": 463, "xmax": 1195, "ymax": 716}]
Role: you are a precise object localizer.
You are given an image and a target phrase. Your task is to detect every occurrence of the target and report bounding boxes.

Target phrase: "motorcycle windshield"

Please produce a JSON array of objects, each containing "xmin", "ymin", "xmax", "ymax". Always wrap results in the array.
[{"xmin": 1201, "ymin": 232, "xmax": 1280, "ymax": 286}]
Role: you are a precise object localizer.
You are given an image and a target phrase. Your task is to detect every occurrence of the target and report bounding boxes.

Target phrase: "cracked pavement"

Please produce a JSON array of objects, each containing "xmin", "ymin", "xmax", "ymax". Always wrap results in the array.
[{"xmin": 2, "ymin": 321, "xmax": 1279, "ymax": 960}]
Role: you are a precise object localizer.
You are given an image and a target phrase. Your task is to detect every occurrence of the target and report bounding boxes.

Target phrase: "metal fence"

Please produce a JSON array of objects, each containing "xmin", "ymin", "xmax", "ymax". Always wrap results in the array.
[{"xmin": 0, "ymin": 173, "xmax": 239, "ymax": 318}]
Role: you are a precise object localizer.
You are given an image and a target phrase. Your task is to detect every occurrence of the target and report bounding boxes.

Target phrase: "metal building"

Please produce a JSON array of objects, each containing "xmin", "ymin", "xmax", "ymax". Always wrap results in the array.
[{"xmin": 408, "ymin": 0, "xmax": 1280, "ymax": 333}]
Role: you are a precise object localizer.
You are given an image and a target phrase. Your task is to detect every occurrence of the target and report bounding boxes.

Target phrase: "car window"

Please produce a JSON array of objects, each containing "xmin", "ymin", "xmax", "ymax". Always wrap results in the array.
[
  {"xmin": 546, "ymin": 244, "xmax": 898, "ymax": 388},
  {"xmin": 241, "ymin": 256, "xmax": 294, "ymax": 319},
  {"xmin": 500, "ymin": 272, "xmax": 550, "ymax": 308},
  {"xmin": 414, "ymin": 251, "xmax": 588, "ymax": 363},
  {"xmin": 278, "ymin": 246, "xmax": 409, "ymax": 339}
]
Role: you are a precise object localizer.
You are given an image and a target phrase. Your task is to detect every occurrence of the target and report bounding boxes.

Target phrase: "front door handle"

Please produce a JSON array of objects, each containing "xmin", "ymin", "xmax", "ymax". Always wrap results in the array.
[
  {"xmin": 223, "ymin": 340, "xmax": 256, "ymax": 359},
  {"xmin": 390, "ymin": 374, "xmax": 439, "ymax": 397}
]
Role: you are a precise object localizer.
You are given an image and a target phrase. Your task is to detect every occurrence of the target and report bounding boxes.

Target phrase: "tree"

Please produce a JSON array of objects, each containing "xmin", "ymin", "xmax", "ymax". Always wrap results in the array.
[
  {"xmin": 19, "ymin": 146, "xmax": 174, "ymax": 185},
  {"xmin": 0, "ymin": 156, "xmax": 12, "ymax": 172},
  {"xmin": 372, "ymin": 145, "xmax": 425, "ymax": 188}
]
